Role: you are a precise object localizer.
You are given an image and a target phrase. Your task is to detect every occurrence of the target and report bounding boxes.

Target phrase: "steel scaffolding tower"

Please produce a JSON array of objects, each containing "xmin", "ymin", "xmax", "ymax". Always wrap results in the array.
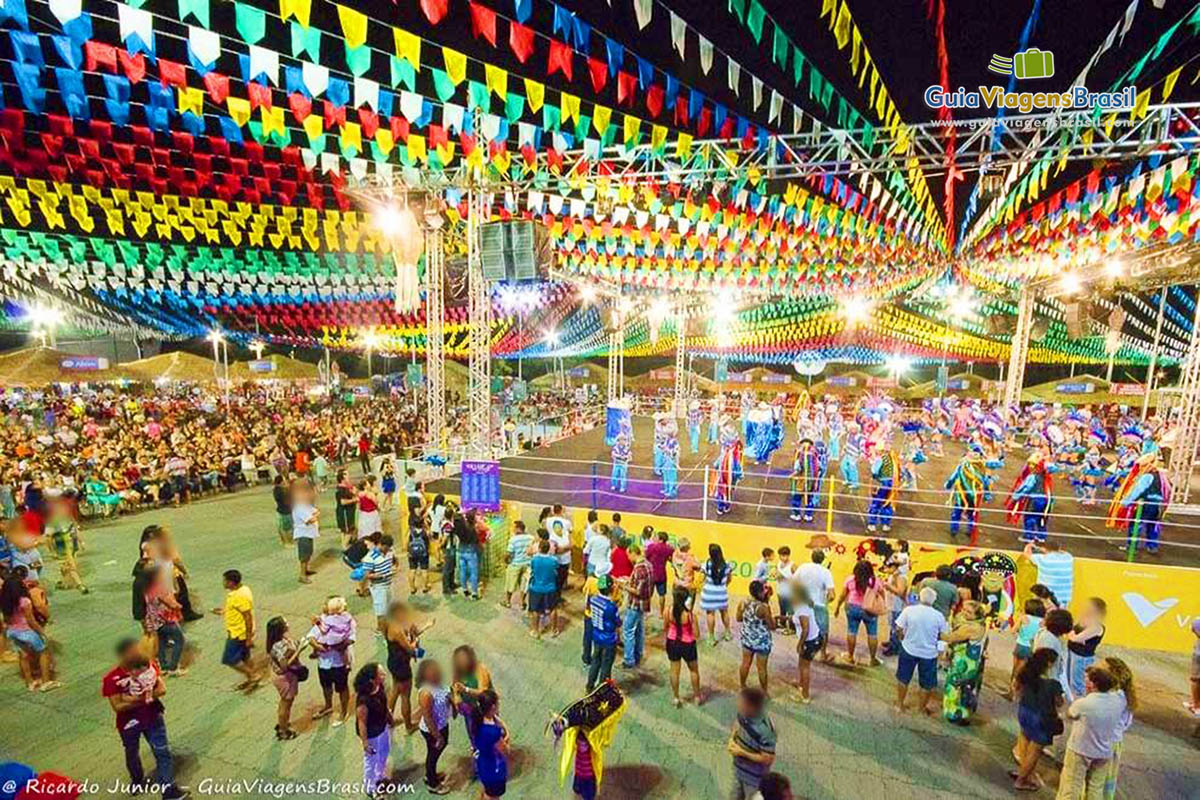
[
  {"xmin": 673, "ymin": 301, "xmax": 687, "ymax": 416},
  {"xmin": 424, "ymin": 226, "xmax": 445, "ymax": 452},
  {"xmin": 466, "ymin": 185, "xmax": 492, "ymax": 459},
  {"xmin": 1003, "ymin": 287, "xmax": 1035, "ymax": 409},
  {"xmin": 1169, "ymin": 301, "xmax": 1200, "ymax": 503}
]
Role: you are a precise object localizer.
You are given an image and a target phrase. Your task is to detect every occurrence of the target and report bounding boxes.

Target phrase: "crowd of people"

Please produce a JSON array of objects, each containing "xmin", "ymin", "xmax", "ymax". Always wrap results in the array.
[{"xmin": 0, "ymin": 379, "xmax": 1195, "ymax": 799}]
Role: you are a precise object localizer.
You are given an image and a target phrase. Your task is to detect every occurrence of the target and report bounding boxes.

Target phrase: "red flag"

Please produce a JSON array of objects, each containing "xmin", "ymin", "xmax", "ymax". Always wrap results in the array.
[
  {"xmin": 587, "ymin": 57, "xmax": 607, "ymax": 94},
  {"xmin": 547, "ymin": 39, "xmax": 573, "ymax": 81},
  {"xmin": 358, "ymin": 108, "xmax": 380, "ymax": 139},
  {"xmin": 85, "ymin": 41, "xmax": 117, "ymax": 73},
  {"xmin": 118, "ymin": 50, "xmax": 146, "ymax": 83},
  {"xmin": 468, "ymin": 2, "xmax": 497, "ymax": 46},
  {"xmin": 616, "ymin": 71, "xmax": 636, "ymax": 106},
  {"xmin": 645, "ymin": 84, "xmax": 663, "ymax": 118},
  {"xmin": 203, "ymin": 72, "xmax": 229, "ymax": 104},
  {"xmin": 420, "ymin": 0, "xmax": 448, "ymax": 25},
  {"xmin": 247, "ymin": 82, "xmax": 273, "ymax": 111},
  {"xmin": 288, "ymin": 92, "xmax": 312, "ymax": 122},
  {"xmin": 157, "ymin": 58, "xmax": 186, "ymax": 88},
  {"xmin": 509, "ymin": 22, "xmax": 535, "ymax": 63}
]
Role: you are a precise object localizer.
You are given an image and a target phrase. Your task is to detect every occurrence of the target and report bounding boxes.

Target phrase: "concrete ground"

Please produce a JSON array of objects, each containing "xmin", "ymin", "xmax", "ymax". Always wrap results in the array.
[
  {"xmin": 431, "ymin": 416, "xmax": 1200, "ymax": 568},
  {"xmin": 1, "ymin": 475, "xmax": 1198, "ymax": 800}
]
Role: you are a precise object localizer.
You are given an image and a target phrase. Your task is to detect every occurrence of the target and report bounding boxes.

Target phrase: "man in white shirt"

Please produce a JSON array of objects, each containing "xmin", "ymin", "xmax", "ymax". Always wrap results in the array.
[
  {"xmin": 1059, "ymin": 670, "xmax": 1129, "ymax": 797},
  {"xmin": 794, "ymin": 550, "xmax": 835, "ymax": 661},
  {"xmin": 548, "ymin": 518, "xmax": 572, "ymax": 594},
  {"xmin": 290, "ymin": 481, "xmax": 319, "ymax": 585},
  {"xmin": 893, "ymin": 587, "xmax": 949, "ymax": 714}
]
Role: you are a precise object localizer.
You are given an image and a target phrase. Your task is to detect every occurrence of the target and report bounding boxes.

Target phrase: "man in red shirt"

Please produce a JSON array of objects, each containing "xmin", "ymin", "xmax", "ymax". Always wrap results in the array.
[
  {"xmin": 644, "ymin": 531, "xmax": 676, "ymax": 622},
  {"xmin": 101, "ymin": 638, "xmax": 189, "ymax": 799}
]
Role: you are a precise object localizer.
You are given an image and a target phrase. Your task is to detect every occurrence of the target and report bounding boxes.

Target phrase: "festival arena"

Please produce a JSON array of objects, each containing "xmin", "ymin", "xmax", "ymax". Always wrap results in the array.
[{"xmin": 4, "ymin": 0, "xmax": 1200, "ymax": 799}]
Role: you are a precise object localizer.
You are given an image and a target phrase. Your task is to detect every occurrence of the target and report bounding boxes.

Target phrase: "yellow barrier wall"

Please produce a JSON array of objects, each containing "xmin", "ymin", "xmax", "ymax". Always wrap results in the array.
[{"xmin": 540, "ymin": 508, "xmax": 1200, "ymax": 655}]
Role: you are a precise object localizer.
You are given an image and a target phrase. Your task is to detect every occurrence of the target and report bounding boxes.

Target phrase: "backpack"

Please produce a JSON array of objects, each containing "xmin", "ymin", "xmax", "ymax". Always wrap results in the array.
[{"xmin": 408, "ymin": 529, "xmax": 428, "ymax": 558}]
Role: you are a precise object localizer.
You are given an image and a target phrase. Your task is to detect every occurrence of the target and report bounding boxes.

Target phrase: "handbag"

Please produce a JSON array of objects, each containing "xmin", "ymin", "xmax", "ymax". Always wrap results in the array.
[
  {"xmin": 862, "ymin": 582, "xmax": 887, "ymax": 616},
  {"xmin": 288, "ymin": 663, "xmax": 310, "ymax": 682}
]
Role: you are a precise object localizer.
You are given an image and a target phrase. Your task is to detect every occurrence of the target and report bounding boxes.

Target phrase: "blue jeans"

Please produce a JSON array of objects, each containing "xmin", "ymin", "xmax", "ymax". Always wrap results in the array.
[
  {"xmin": 611, "ymin": 462, "xmax": 628, "ymax": 492},
  {"xmin": 867, "ymin": 480, "xmax": 894, "ymax": 528},
  {"xmin": 622, "ymin": 607, "xmax": 644, "ymax": 667},
  {"xmin": 661, "ymin": 463, "xmax": 677, "ymax": 497},
  {"xmin": 949, "ymin": 503, "xmax": 977, "ymax": 538},
  {"xmin": 157, "ymin": 622, "xmax": 184, "ymax": 672},
  {"xmin": 1129, "ymin": 501, "xmax": 1162, "ymax": 550},
  {"xmin": 1022, "ymin": 496, "xmax": 1049, "ymax": 542},
  {"xmin": 582, "ymin": 617, "xmax": 594, "ymax": 665},
  {"xmin": 689, "ymin": 425, "xmax": 700, "ymax": 453},
  {"xmin": 840, "ymin": 458, "xmax": 859, "ymax": 489},
  {"xmin": 586, "ymin": 641, "xmax": 616, "ymax": 691},
  {"xmin": 119, "ymin": 716, "xmax": 181, "ymax": 795},
  {"xmin": 653, "ymin": 448, "xmax": 664, "ymax": 476},
  {"xmin": 457, "ymin": 547, "xmax": 479, "ymax": 595},
  {"xmin": 708, "ymin": 422, "xmax": 718, "ymax": 443}
]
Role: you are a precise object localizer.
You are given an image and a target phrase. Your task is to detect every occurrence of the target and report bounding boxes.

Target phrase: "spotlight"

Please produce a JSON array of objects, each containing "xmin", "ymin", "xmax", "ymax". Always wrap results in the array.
[
  {"xmin": 578, "ymin": 284, "xmax": 598, "ymax": 304},
  {"xmin": 842, "ymin": 295, "xmax": 872, "ymax": 325},
  {"xmin": 1060, "ymin": 272, "xmax": 1082, "ymax": 296},
  {"xmin": 1104, "ymin": 258, "xmax": 1124, "ymax": 280},
  {"xmin": 544, "ymin": 329, "xmax": 560, "ymax": 346}
]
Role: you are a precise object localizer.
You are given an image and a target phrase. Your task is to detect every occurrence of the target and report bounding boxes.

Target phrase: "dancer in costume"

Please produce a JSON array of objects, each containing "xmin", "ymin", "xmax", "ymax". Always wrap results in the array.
[
  {"xmin": 1006, "ymin": 454, "xmax": 1055, "ymax": 543},
  {"xmin": 840, "ymin": 421, "xmax": 864, "ymax": 491},
  {"xmin": 549, "ymin": 681, "xmax": 627, "ymax": 798},
  {"xmin": 712, "ymin": 420, "xmax": 743, "ymax": 515},
  {"xmin": 660, "ymin": 418, "xmax": 680, "ymax": 499},
  {"xmin": 686, "ymin": 400, "xmax": 703, "ymax": 454},
  {"xmin": 1077, "ymin": 422, "xmax": 1109, "ymax": 506},
  {"xmin": 708, "ymin": 396, "xmax": 722, "ymax": 443},
  {"xmin": 610, "ymin": 427, "xmax": 631, "ymax": 493},
  {"xmin": 740, "ymin": 392, "xmax": 754, "ymax": 440},
  {"xmin": 866, "ymin": 447, "xmax": 900, "ymax": 533},
  {"xmin": 944, "ymin": 446, "xmax": 993, "ymax": 544},
  {"xmin": 652, "ymin": 413, "xmax": 669, "ymax": 477},
  {"xmin": 825, "ymin": 403, "xmax": 843, "ymax": 461},
  {"xmin": 789, "ymin": 438, "xmax": 826, "ymax": 523},
  {"xmin": 1107, "ymin": 451, "xmax": 1171, "ymax": 554},
  {"xmin": 744, "ymin": 403, "xmax": 783, "ymax": 465}
]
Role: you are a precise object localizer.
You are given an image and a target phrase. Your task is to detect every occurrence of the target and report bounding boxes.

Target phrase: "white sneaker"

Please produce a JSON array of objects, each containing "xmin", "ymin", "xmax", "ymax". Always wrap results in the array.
[{"xmin": 867, "ymin": 524, "xmax": 877, "ymax": 532}]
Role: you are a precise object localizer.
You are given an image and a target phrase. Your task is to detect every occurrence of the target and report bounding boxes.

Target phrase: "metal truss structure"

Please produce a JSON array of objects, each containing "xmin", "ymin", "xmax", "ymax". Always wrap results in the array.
[
  {"xmin": 1169, "ymin": 299, "xmax": 1200, "ymax": 504},
  {"xmin": 466, "ymin": 184, "xmax": 492, "ymax": 459},
  {"xmin": 673, "ymin": 301, "xmax": 687, "ymax": 416},
  {"xmin": 424, "ymin": 226, "xmax": 446, "ymax": 452},
  {"xmin": 1003, "ymin": 287, "xmax": 1035, "ymax": 409}
]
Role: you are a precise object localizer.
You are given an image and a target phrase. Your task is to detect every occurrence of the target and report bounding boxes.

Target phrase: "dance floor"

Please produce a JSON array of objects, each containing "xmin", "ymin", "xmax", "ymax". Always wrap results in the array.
[
  {"xmin": 0, "ymin": 480, "xmax": 1197, "ymax": 799},
  {"xmin": 428, "ymin": 417, "xmax": 1200, "ymax": 568}
]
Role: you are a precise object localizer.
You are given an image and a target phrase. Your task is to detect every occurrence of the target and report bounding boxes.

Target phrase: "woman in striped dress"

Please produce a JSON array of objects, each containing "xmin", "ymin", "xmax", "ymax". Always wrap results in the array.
[{"xmin": 699, "ymin": 544, "xmax": 733, "ymax": 646}]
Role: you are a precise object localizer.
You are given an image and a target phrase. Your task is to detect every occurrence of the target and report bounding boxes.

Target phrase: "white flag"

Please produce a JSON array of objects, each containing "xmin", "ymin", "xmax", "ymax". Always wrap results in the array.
[
  {"xmin": 728, "ymin": 60, "xmax": 741, "ymax": 96},
  {"xmin": 698, "ymin": 35, "xmax": 714, "ymax": 74},
  {"xmin": 769, "ymin": 90, "xmax": 783, "ymax": 124},
  {"xmin": 633, "ymin": 0, "xmax": 652, "ymax": 30},
  {"xmin": 752, "ymin": 76, "xmax": 763, "ymax": 111},
  {"xmin": 670, "ymin": 12, "xmax": 687, "ymax": 59},
  {"xmin": 248, "ymin": 45, "xmax": 279, "ymax": 85}
]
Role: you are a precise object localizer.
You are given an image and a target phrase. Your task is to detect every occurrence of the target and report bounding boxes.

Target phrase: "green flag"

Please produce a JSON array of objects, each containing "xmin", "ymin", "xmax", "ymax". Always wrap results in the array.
[
  {"xmin": 772, "ymin": 24, "xmax": 789, "ymax": 69},
  {"xmin": 431, "ymin": 68, "xmax": 456, "ymax": 102},
  {"xmin": 746, "ymin": 0, "xmax": 766, "ymax": 43},
  {"xmin": 234, "ymin": 2, "xmax": 265, "ymax": 45}
]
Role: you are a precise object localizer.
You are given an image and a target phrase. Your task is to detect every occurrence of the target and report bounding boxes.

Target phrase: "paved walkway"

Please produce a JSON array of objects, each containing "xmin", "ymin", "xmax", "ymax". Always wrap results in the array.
[{"xmin": 0, "ymin": 482, "xmax": 1197, "ymax": 799}]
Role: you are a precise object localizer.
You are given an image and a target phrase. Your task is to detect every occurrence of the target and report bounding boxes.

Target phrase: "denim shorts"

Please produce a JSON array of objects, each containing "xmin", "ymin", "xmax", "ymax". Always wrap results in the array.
[
  {"xmin": 846, "ymin": 604, "xmax": 878, "ymax": 637},
  {"xmin": 896, "ymin": 648, "xmax": 938, "ymax": 690},
  {"xmin": 221, "ymin": 637, "xmax": 250, "ymax": 666},
  {"xmin": 6, "ymin": 628, "xmax": 45, "ymax": 653}
]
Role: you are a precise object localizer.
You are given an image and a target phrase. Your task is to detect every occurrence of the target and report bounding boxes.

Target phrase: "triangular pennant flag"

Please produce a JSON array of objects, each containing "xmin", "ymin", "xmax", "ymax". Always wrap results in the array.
[
  {"xmin": 485, "ymin": 64, "xmax": 508, "ymax": 100},
  {"xmin": 728, "ymin": 60, "xmax": 741, "ymax": 96},
  {"xmin": 469, "ymin": 1, "xmax": 498, "ymax": 46},
  {"xmin": 233, "ymin": 2, "xmax": 265, "ymax": 45},
  {"xmin": 442, "ymin": 47, "xmax": 467, "ymax": 85},
  {"xmin": 336, "ymin": 4, "xmax": 367, "ymax": 49},
  {"xmin": 509, "ymin": 21, "xmax": 535, "ymax": 63},
  {"xmin": 633, "ymin": 0, "xmax": 652, "ymax": 29},
  {"xmin": 698, "ymin": 35, "xmax": 713, "ymax": 74},
  {"xmin": 746, "ymin": 0, "xmax": 766, "ymax": 43},
  {"xmin": 751, "ymin": 76, "xmax": 763, "ymax": 110},
  {"xmin": 421, "ymin": 0, "xmax": 449, "ymax": 25},
  {"xmin": 524, "ymin": 78, "xmax": 544, "ymax": 112},
  {"xmin": 394, "ymin": 28, "xmax": 421, "ymax": 69},
  {"xmin": 669, "ymin": 12, "xmax": 687, "ymax": 59}
]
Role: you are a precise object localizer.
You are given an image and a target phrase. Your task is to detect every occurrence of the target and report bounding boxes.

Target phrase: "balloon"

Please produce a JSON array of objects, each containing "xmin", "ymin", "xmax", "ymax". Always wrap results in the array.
[{"xmin": 15, "ymin": 773, "xmax": 81, "ymax": 800}]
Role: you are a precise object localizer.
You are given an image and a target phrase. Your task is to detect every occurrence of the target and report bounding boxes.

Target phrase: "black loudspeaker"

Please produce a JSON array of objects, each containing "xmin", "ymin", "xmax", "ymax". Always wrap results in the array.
[{"xmin": 480, "ymin": 221, "xmax": 549, "ymax": 282}]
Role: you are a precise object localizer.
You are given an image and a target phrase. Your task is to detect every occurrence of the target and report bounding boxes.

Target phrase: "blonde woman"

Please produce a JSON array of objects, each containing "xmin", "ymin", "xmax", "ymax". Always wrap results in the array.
[{"xmin": 1098, "ymin": 657, "xmax": 1136, "ymax": 800}]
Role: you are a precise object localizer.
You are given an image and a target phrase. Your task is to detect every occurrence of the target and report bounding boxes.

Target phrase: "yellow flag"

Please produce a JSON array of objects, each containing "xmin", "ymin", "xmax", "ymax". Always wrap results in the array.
[
  {"xmin": 340, "ymin": 121, "xmax": 362, "ymax": 153},
  {"xmin": 485, "ymin": 64, "xmax": 508, "ymax": 100},
  {"xmin": 1162, "ymin": 66, "xmax": 1183, "ymax": 102},
  {"xmin": 560, "ymin": 92, "xmax": 580, "ymax": 124},
  {"xmin": 337, "ymin": 5, "xmax": 368, "ymax": 49},
  {"xmin": 834, "ymin": 1, "xmax": 852, "ymax": 49},
  {"xmin": 675, "ymin": 132, "xmax": 693, "ymax": 159},
  {"xmin": 178, "ymin": 86, "xmax": 204, "ymax": 116},
  {"xmin": 1130, "ymin": 87, "xmax": 1150, "ymax": 120},
  {"xmin": 623, "ymin": 115, "xmax": 641, "ymax": 145},
  {"xmin": 227, "ymin": 97, "xmax": 251, "ymax": 127},
  {"xmin": 302, "ymin": 113, "xmax": 324, "ymax": 141},
  {"xmin": 280, "ymin": 0, "xmax": 311, "ymax": 27},
  {"xmin": 375, "ymin": 127, "xmax": 395, "ymax": 155},
  {"xmin": 820, "ymin": 0, "xmax": 836, "ymax": 20},
  {"xmin": 524, "ymin": 78, "xmax": 544, "ymax": 112},
  {"xmin": 442, "ymin": 48, "xmax": 467, "ymax": 85},
  {"xmin": 593, "ymin": 105, "xmax": 612, "ymax": 135},
  {"xmin": 651, "ymin": 124, "xmax": 667, "ymax": 150},
  {"xmin": 262, "ymin": 106, "xmax": 286, "ymax": 138},
  {"xmin": 394, "ymin": 28, "xmax": 421, "ymax": 69},
  {"xmin": 408, "ymin": 134, "xmax": 427, "ymax": 163}
]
